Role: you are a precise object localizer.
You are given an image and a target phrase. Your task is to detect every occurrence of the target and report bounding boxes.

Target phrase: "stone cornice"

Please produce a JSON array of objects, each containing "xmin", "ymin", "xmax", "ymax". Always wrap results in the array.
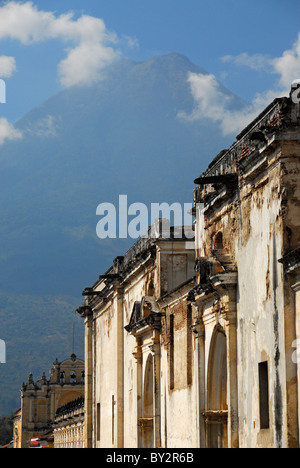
[{"xmin": 279, "ymin": 248, "xmax": 300, "ymax": 274}]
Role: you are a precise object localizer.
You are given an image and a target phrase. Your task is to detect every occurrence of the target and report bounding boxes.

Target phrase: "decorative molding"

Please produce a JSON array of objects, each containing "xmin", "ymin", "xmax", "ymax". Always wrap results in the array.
[{"xmin": 279, "ymin": 248, "xmax": 300, "ymax": 274}]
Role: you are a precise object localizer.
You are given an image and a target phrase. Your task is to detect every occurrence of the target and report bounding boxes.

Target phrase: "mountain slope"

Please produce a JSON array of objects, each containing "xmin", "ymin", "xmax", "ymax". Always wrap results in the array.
[
  {"xmin": 0, "ymin": 53, "xmax": 245, "ymax": 296},
  {"xmin": 0, "ymin": 53, "xmax": 246, "ymax": 415}
]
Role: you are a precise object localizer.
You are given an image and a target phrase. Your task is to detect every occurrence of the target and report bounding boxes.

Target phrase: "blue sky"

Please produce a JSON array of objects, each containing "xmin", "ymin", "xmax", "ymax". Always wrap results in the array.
[{"xmin": 1, "ymin": 0, "xmax": 300, "ymax": 135}]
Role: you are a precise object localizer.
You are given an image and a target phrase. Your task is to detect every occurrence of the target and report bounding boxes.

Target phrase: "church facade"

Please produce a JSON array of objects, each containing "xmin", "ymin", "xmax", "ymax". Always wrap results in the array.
[
  {"xmin": 79, "ymin": 89, "xmax": 300, "ymax": 448},
  {"xmin": 13, "ymin": 354, "xmax": 84, "ymax": 448}
]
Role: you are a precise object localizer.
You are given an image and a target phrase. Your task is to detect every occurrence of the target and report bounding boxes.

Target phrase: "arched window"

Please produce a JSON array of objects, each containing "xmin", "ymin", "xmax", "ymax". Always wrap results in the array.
[
  {"xmin": 70, "ymin": 371, "xmax": 77, "ymax": 384},
  {"xmin": 60, "ymin": 371, "xmax": 65, "ymax": 385},
  {"xmin": 144, "ymin": 355, "xmax": 154, "ymax": 419}
]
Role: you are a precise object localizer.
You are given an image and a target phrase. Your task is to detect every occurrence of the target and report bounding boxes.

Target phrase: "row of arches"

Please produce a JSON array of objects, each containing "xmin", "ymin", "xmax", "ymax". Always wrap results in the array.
[{"xmin": 59, "ymin": 371, "xmax": 85, "ymax": 385}]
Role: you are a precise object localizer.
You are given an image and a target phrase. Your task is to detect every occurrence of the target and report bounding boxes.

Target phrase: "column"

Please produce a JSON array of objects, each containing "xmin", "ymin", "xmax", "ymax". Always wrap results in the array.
[
  {"xmin": 116, "ymin": 289, "xmax": 124, "ymax": 448},
  {"xmin": 84, "ymin": 307, "xmax": 94, "ymax": 449},
  {"xmin": 225, "ymin": 286, "xmax": 239, "ymax": 449},
  {"xmin": 192, "ymin": 309, "xmax": 206, "ymax": 448},
  {"xmin": 133, "ymin": 340, "xmax": 143, "ymax": 448},
  {"xmin": 292, "ymin": 280, "xmax": 300, "ymax": 446},
  {"xmin": 152, "ymin": 329, "xmax": 161, "ymax": 448}
]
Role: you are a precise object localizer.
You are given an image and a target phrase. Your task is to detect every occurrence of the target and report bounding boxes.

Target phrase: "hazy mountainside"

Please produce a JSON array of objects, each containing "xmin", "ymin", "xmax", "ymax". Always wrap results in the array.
[
  {"xmin": 0, "ymin": 293, "xmax": 83, "ymax": 417},
  {"xmin": 0, "ymin": 53, "xmax": 246, "ymax": 415}
]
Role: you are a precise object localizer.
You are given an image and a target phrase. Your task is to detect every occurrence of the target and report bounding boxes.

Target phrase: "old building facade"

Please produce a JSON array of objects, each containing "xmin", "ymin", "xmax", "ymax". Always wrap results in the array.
[
  {"xmin": 78, "ymin": 224, "xmax": 196, "ymax": 448},
  {"xmin": 191, "ymin": 93, "xmax": 300, "ymax": 448},
  {"xmin": 14, "ymin": 354, "xmax": 84, "ymax": 448},
  {"xmin": 79, "ymin": 89, "xmax": 300, "ymax": 448}
]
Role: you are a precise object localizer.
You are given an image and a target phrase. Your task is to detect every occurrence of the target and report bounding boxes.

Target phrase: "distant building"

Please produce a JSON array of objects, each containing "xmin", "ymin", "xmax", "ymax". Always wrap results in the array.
[
  {"xmin": 53, "ymin": 396, "xmax": 85, "ymax": 448},
  {"xmin": 13, "ymin": 354, "xmax": 84, "ymax": 448}
]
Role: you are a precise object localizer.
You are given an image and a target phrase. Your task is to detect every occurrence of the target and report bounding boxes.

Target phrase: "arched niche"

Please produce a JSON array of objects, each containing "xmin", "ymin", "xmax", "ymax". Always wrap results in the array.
[
  {"xmin": 140, "ymin": 354, "xmax": 154, "ymax": 448},
  {"xmin": 206, "ymin": 325, "xmax": 228, "ymax": 448},
  {"xmin": 144, "ymin": 354, "xmax": 154, "ymax": 418},
  {"xmin": 214, "ymin": 231, "xmax": 224, "ymax": 250}
]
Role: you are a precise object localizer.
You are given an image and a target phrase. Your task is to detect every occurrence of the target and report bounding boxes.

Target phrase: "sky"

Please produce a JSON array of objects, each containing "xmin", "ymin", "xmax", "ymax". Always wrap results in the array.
[{"xmin": 1, "ymin": 0, "xmax": 300, "ymax": 140}]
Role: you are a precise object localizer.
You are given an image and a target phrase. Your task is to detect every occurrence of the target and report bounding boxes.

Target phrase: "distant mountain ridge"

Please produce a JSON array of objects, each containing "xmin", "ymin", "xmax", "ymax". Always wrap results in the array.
[{"xmin": 0, "ymin": 53, "xmax": 246, "ymax": 415}]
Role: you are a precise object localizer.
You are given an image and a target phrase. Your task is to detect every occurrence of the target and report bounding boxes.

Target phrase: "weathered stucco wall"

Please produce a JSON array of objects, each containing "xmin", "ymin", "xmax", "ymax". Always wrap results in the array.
[
  {"xmin": 94, "ymin": 301, "xmax": 118, "ymax": 447},
  {"xmin": 160, "ymin": 293, "xmax": 198, "ymax": 448},
  {"xmin": 236, "ymin": 161, "xmax": 286, "ymax": 448},
  {"xmin": 192, "ymin": 96, "xmax": 300, "ymax": 448},
  {"xmin": 91, "ymin": 236, "xmax": 196, "ymax": 448}
]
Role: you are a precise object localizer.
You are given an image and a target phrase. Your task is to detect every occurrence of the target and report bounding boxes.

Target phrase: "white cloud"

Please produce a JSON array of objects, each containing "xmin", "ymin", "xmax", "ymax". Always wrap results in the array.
[
  {"xmin": 58, "ymin": 41, "xmax": 119, "ymax": 88},
  {"xmin": 0, "ymin": 1, "xmax": 121, "ymax": 87},
  {"xmin": 178, "ymin": 73, "xmax": 231, "ymax": 124},
  {"xmin": 0, "ymin": 118, "xmax": 22, "ymax": 145},
  {"xmin": 0, "ymin": 56, "xmax": 16, "ymax": 78},
  {"xmin": 122, "ymin": 35, "xmax": 139, "ymax": 49},
  {"xmin": 222, "ymin": 34, "xmax": 300, "ymax": 91},
  {"xmin": 222, "ymin": 53, "xmax": 273, "ymax": 72},
  {"xmin": 181, "ymin": 36, "xmax": 300, "ymax": 136},
  {"xmin": 272, "ymin": 33, "xmax": 300, "ymax": 89},
  {"xmin": 178, "ymin": 73, "xmax": 286, "ymax": 136}
]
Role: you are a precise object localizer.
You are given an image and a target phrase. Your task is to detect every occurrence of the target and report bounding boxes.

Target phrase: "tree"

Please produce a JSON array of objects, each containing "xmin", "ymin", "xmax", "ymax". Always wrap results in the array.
[{"xmin": 0, "ymin": 416, "xmax": 13, "ymax": 446}]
